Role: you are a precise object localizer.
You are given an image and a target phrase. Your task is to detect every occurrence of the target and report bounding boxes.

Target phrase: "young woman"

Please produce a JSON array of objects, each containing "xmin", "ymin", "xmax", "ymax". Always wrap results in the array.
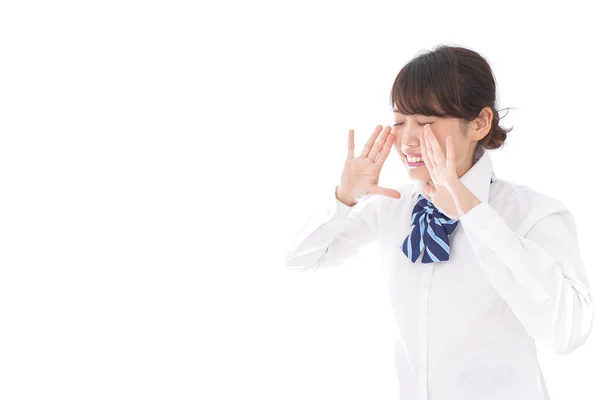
[{"xmin": 285, "ymin": 45, "xmax": 594, "ymax": 400}]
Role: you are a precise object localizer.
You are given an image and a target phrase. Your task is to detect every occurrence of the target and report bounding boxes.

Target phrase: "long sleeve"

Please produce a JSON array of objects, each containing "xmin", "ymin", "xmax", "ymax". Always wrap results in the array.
[
  {"xmin": 284, "ymin": 186, "xmax": 380, "ymax": 272},
  {"xmin": 459, "ymin": 201, "xmax": 594, "ymax": 355}
]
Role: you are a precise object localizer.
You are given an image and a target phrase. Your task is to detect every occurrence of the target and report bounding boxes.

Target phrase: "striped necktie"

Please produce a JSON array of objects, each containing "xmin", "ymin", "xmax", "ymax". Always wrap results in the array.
[{"xmin": 401, "ymin": 194, "xmax": 459, "ymax": 263}]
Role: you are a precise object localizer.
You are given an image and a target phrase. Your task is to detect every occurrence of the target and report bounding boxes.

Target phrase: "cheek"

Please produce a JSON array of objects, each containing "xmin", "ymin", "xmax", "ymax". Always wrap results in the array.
[
  {"xmin": 439, "ymin": 135, "xmax": 452, "ymax": 149},
  {"xmin": 394, "ymin": 130, "xmax": 406, "ymax": 143},
  {"xmin": 393, "ymin": 145, "xmax": 407, "ymax": 162},
  {"xmin": 393, "ymin": 143, "xmax": 403, "ymax": 156}
]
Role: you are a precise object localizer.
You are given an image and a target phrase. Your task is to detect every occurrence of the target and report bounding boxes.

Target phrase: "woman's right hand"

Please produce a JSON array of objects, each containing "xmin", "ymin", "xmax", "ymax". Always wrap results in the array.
[{"xmin": 336, "ymin": 125, "xmax": 402, "ymax": 205}]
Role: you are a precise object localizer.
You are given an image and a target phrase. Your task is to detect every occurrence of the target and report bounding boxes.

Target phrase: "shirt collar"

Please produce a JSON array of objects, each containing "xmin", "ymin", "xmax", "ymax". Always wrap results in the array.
[{"xmin": 410, "ymin": 145, "xmax": 496, "ymax": 204}]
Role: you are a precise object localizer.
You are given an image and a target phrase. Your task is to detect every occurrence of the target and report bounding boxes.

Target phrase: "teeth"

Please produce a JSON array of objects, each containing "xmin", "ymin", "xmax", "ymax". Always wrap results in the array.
[{"xmin": 408, "ymin": 156, "xmax": 423, "ymax": 163}]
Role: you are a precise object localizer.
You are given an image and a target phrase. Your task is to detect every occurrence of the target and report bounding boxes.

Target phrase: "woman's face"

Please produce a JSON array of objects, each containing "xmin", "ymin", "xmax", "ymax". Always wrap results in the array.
[{"xmin": 391, "ymin": 112, "xmax": 477, "ymax": 182}]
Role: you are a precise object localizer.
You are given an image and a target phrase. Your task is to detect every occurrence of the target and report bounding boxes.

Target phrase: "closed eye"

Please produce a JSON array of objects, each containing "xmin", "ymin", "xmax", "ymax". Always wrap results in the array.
[{"xmin": 393, "ymin": 122, "xmax": 434, "ymax": 126}]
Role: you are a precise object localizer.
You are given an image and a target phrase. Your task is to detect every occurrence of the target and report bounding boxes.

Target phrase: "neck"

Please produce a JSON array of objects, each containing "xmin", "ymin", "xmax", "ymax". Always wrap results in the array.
[{"xmin": 456, "ymin": 146, "xmax": 479, "ymax": 179}]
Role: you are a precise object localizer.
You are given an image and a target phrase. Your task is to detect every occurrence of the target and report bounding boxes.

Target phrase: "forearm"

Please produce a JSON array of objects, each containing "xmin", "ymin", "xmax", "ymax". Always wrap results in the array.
[
  {"xmin": 448, "ymin": 178, "xmax": 482, "ymax": 218},
  {"xmin": 460, "ymin": 202, "xmax": 594, "ymax": 354}
]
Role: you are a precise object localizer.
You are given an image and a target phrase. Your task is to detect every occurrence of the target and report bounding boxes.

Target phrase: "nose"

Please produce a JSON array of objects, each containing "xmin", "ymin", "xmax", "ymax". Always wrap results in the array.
[{"xmin": 399, "ymin": 126, "xmax": 424, "ymax": 151}]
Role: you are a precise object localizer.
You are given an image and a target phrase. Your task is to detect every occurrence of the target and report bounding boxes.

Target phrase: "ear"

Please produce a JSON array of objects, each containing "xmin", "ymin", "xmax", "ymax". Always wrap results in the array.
[{"xmin": 471, "ymin": 107, "xmax": 494, "ymax": 141}]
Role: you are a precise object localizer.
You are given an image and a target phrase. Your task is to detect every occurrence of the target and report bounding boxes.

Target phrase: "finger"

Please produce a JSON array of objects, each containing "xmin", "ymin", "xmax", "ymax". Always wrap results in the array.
[
  {"xmin": 425, "ymin": 125, "xmax": 445, "ymax": 166},
  {"xmin": 375, "ymin": 133, "xmax": 395, "ymax": 166},
  {"xmin": 420, "ymin": 130, "xmax": 434, "ymax": 172},
  {"xmin": 424, "ymin": 127, "xmax": 438, "ymax": 168},
  {"xmin": 424, "ymin": 181, "xmax": 436, "ymax": 201},
  {"xmin": 368, "ymin": 126, "xmax": 391, "ymax": 161},
  {"xmin": 446, "ymin": 136, "xmax": 456, "ymax": 173},
  {"xmin": 359, "ymin": 125, "xmax": 384, "ymax": 158},
  {"xmin": 347, "ymin": 129, "xmax": 355, "ymax": 159},
  {"xmin": 372, "ymin": 185, "xmax": 402, "ymax": 199}
]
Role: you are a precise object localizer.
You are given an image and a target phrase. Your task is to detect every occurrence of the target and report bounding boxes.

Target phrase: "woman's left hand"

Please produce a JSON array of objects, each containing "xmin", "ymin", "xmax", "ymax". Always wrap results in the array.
[{"xmin": 420, "ymin": 124, "xmax": 461, "ymax": 220}]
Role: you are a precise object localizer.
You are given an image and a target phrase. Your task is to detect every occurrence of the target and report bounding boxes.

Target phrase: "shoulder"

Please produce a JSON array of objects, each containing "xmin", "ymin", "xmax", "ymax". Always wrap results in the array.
[
  {"xmin": 491, "ymin": 178, "xmax": 567, "ymax": 208},
  {"xmin": 490, "ymin": 178, "xmax": 569, "ymax": 235}
]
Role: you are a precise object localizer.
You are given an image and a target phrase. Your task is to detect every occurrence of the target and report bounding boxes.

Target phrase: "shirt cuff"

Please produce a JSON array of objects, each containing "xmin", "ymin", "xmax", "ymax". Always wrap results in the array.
[
  {"xmin": 460, "ymin": 201, "xmax": 523, "ymax": 252},
  {"xmin": 327, "ymin": 186, "xmax": 357, "ymax": 227},
  {"xmin": 459, "ymin": 201, "xmax": 495, "ymax": 239}
]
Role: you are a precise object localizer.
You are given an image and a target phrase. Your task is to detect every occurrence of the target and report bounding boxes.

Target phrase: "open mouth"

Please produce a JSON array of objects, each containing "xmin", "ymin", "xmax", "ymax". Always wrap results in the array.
[
  {"xmin": 407, "ymin": 156, "xmax": 424, "ymax": 163},
  {"xmin": 406, "ymin": 155, "xmax": 424, "ymax": 166}
]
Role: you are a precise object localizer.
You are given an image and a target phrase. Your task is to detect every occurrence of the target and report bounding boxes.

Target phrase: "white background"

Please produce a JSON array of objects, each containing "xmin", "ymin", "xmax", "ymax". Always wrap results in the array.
[{"xmin": 0, "ymin": 0, "xmax": 598, "ymax": 399}]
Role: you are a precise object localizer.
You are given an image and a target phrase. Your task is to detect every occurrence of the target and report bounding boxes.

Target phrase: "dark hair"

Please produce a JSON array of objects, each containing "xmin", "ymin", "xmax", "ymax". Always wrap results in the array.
[{"xmin": 389, "ymin": 45, "xmax": 513, "ymax": 150}]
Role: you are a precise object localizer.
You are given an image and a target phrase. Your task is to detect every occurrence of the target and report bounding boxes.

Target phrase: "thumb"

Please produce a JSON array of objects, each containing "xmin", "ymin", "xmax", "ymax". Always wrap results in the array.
[{"xmin": 424, "ymin": 182, "xmax": 435, "ymax": 195}]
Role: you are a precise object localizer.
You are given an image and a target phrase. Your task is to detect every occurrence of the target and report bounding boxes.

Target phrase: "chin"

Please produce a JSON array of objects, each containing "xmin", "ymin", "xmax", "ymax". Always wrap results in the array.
[{"xmin": 406, "ymin": 166, "xmax": 430, "ymax": 182}]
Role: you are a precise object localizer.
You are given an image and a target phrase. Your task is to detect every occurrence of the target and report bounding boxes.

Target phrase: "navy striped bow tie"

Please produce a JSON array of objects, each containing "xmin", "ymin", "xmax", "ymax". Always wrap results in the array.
[{"xmin": 401, "ymin": 194, "xmax": 459, "ymax": 263}]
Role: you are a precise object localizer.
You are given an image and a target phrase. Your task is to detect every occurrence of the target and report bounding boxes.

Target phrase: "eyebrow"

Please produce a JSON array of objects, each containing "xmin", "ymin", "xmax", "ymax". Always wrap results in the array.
[{"xmin": 393, "ymin": 112, "xmax": 434, "ymax": 118}]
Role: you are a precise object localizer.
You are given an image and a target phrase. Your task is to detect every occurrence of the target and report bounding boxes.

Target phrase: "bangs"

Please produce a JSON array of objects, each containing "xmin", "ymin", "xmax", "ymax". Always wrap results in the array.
[{"xmin": 390, "ymin": 53, "xmax": 463, "ymax": 118}]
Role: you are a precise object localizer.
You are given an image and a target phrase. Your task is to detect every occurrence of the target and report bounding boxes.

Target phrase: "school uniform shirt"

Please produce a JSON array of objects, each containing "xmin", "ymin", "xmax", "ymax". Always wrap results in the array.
[{"xmin": 284, "ymin": 145, "xmax": 594, "ymax": 400}]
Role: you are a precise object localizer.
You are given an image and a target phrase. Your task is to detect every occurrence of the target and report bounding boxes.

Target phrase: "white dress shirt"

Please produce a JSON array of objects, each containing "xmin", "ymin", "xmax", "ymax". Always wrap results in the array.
[{"xmin": 284, "ymin": 146, "xmax": 594, "ymax": 400}]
